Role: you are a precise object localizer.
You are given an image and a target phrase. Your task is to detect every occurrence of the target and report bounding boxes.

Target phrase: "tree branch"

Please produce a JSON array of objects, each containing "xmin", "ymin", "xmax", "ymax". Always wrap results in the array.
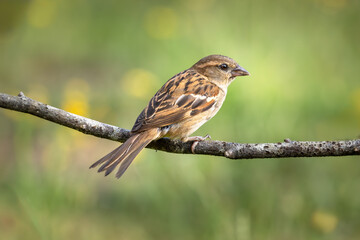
[{"xmin": 1, "ymin": 92, "xmax": 359, "ymax": 159}]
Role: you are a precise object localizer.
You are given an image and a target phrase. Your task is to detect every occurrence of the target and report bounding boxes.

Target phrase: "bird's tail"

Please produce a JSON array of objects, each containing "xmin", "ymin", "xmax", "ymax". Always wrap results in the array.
[{"xmin": 90, "ymin": 129, "xmax": 158, "ymax": 178}]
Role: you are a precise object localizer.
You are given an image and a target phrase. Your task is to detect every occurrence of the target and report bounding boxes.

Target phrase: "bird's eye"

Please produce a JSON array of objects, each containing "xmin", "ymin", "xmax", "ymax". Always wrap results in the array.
[{"xmin": 219, "ymin": 63, "xmax": 229, "ymax": 71}]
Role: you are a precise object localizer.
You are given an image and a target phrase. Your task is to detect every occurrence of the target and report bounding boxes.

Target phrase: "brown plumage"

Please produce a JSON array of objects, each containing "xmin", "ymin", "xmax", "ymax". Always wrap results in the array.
[{"xmin": 90, "ymin": 55, "xmax": 249, "ymax": 178}]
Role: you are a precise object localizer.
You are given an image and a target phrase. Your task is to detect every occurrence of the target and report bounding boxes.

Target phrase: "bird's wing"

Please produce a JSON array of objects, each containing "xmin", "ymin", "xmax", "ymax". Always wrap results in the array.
[{"xmin": 131, "ymin": 69, "xmax": 220, "ymax": 133}]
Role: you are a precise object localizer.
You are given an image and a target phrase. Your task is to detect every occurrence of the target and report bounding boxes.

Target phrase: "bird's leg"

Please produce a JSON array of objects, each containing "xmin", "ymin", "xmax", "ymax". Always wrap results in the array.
[
  {"xmin": 184, "ymin": 134, "xmax": 211, "ymax": 142},
  {"xmin": 182, "ymin": 134, "xmax": 211, "ymax": 154}
]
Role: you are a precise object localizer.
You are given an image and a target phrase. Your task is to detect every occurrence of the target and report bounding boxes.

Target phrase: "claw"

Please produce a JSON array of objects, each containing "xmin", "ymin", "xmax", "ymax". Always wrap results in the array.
[
  {"xmin": 204, "ymin": 134, "xmax": 211, "ymax": 140},
  {"xmin": 184, "ymin": 134, "xmax": 211, "ymax": 154},
  {"xmin": 191, "ymin": 141, "xmax": 199, "ymax": 154}
]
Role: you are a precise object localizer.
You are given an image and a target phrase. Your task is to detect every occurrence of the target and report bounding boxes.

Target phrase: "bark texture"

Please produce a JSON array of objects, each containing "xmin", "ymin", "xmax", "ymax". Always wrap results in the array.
[{"xmin": 1, "ymin": 92, "xmax": 359, "ymax": 159}]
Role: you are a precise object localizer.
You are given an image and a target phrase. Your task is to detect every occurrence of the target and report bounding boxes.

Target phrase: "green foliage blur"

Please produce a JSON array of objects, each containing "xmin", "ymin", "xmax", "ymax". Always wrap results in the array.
[{"xmin": 1, "ymin": 0, "xmax": 360, "ymax": 239}]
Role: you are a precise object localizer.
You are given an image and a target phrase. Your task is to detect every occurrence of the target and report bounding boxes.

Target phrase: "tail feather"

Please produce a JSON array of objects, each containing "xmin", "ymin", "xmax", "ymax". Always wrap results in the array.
[
  {"xmin": 98, "ymin": 134, "xmax": 141, "ymax": 172},
  {"xmin": 90, "ymin": 129, "xmax": 158, "ymax": 178},
  {"xmin": 115, "ymin": 139, "xmax": 151, "ymax": 178},
  {"xmin": 90, "ymin": 145, "xmax": 123, "ymax": 169},
  {"xmin": 97, "ymin": 147, "xmax": 123, "ymax": 172},
  {"xmin": 104, "ymin": 158, "xmax": 122, "ymax": 176}
]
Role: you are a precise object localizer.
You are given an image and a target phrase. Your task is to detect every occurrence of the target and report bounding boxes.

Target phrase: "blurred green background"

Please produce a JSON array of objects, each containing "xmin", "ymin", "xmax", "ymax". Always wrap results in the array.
[{"xmin": 1, "ymin": 0, "xmax": 360, "ymax": 239}]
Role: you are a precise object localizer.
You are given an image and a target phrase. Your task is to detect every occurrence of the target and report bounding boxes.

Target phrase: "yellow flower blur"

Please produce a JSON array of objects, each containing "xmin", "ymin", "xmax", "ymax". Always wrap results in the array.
[
  {"xmin": 27, "ymin": 0, "xmax": 57, "ymax": 28},
  {"xmin": 312, "ymin": 210, "xmax": 338, "ymax": 233},
  {"xmin": 144, "ymin": 7, "xmax": 178, "ymax": 39},
  {"xmin": 122, "ymin": 68, "xmax": 158, "ymax": 100},
  {"xmin": 62, "ymin": 78, "xmax": 90, "ymax": 117}
]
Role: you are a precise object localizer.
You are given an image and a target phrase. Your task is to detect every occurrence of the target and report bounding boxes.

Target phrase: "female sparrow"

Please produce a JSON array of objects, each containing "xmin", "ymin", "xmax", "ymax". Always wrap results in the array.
[{"xmin": 90, "ymin": 55, "xmax": 249, "ymax": 178}]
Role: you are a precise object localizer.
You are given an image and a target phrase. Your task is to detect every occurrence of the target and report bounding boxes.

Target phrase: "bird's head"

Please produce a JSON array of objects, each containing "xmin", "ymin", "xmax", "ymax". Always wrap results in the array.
[{"xmin": 191, "ymin": 55, "xmax": 249, "ymax": 87}]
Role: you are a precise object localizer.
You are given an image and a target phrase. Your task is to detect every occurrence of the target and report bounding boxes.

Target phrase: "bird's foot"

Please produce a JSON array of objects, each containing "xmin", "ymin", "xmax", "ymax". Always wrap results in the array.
[
  {"xmin": 183, "ymin": 134, "xmax": 211, "ymax": 154},
  {"xmin": 184, "ymin": 134, "xmax": 211, "ymax": 142}
]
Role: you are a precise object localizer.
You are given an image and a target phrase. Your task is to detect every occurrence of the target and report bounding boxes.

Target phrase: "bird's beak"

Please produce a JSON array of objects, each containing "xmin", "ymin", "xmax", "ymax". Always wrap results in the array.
[{"xmin": 231, "ymin": 65, "xmax": 250, "ymax": 77}]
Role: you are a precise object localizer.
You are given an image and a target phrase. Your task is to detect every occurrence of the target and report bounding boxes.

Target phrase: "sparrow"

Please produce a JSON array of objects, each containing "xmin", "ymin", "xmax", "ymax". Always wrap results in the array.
[{"xmin": 90, "ymin": 55, "xmax": 249, "ymax": 178}]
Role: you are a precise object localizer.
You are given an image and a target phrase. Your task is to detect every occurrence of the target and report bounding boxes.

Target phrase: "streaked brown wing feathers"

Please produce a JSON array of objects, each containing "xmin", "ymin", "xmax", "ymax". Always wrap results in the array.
[{"xmin": 131, "ymin": 70, "xmax": 219, "ymax": 133}]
